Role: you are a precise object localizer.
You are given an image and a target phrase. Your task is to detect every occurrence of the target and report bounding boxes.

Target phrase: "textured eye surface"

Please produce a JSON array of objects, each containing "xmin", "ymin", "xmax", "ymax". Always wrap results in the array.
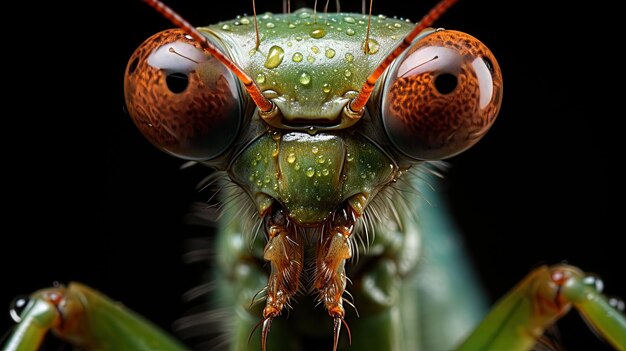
[
  {"xmin": 381, "ymin": 30, "xmax": 503, "ymax": 160},
  {"xmin": 124, "ymin": 29, "xmax": 241, "ymax": 160}
]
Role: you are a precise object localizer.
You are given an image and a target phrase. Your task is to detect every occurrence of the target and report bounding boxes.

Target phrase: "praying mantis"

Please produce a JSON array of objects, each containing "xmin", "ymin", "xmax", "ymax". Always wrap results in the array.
[{"xmin": 1, "ymin": 1, "xmax": 623, "ymax": 350}]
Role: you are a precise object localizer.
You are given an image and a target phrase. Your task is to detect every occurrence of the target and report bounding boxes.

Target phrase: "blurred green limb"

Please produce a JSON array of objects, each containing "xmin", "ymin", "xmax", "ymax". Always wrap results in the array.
[
  {"xmin": 3, "ymin": 282, "xmax": 188, "ymax": 351},
  {"xmin": 458, "ymin": 265, "xmax": 626, "ymax": 351}
]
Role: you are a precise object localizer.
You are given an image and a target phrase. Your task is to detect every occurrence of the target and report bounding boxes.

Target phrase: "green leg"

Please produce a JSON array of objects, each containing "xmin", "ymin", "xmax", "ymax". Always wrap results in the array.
[
  {"xmin": 4, "ymin": 299, "xmax": 59, "ymax": 351},
  {"xmin": 3, "ymin": 283, "xmax": 188, "ymax": 351},
  {"xmin": 458, "ymin": 264, "xmax": 626, "ymax": 351}
]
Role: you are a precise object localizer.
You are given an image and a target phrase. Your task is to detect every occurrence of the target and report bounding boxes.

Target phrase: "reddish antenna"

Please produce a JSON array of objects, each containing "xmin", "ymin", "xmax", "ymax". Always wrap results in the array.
[
  {"xmin": 143, "ymin": 0, "xmax": 274, "ymax": 113},
  {"xmin": 349, "ymin": 0, "xmax": 458, "ymax": 114}
]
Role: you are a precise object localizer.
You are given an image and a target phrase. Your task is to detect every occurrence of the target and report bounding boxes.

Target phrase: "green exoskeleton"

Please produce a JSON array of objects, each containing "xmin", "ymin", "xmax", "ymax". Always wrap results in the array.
[{"xmin": 3, "ymin": 0, "xmax": 626, "ymax": 350}]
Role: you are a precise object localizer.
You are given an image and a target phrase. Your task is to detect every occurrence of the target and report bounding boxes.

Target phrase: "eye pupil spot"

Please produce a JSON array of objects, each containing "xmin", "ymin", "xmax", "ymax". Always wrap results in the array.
[
  {"xmin": 165, "ymin": 72, "xmax": 189, "ymax": 94},
  {"xmin": 483, "ymin": 57, "xmax": 495, "ymax": 75},
  {"xmin": 434, "ymin": 73, "xmax": 458, "ymax": 95},
  {"xmin": 128, "ymin": 57, "xmax": 139, "ymax": 75}
]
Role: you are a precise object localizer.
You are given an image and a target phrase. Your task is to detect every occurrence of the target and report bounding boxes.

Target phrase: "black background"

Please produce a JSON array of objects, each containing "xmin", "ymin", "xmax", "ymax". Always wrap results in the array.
[{"xmin": 2, "ymin": 0, "xmax": 618, "ymax": 350}]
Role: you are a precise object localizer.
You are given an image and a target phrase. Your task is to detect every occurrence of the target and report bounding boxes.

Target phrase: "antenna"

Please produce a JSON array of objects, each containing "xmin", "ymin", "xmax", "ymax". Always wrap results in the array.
[
  {"xmin": 363, "ymin": 0, "xmax": 373, "ymax": 53},
  {"xmin": 349, "ymin": 0, "xmax": 458, "ymax": 114}
]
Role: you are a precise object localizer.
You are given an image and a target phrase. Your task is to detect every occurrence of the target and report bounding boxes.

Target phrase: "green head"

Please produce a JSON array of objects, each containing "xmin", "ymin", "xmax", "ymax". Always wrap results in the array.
[
  {"xmin": 203, "ymin": 9, "xmax": 414, "ymax": 125},
  {"xmin": 124, "ymin": 6, "xmax": 502, "ymax": 226}
]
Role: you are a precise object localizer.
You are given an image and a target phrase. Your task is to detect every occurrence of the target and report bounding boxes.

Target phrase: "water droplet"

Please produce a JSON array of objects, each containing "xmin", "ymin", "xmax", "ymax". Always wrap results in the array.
[
  {"xmin": 249, "ymin": 48, "xmax": 257, "ymax": 56},
  {"xmin": 256, "ymin": 179, "xmax": 263, "ymax": 186},
  {"xmin": 264, "ymin": 176, "xmax": 271, "ymax": 184},
  {"xmin": 256, "ymin": 73, "xmax": 266, "ymax": 84},
  {"xmin": 234, "ymin": 21, "xmax": 241, "ymax": 26},
  {"xmin": 295, "ymin": 163, "xmax": 301, "ymax": 170},
  {"xmin": 344, "ymin": 16, "xmax": 356, "ymax": 24},
  {"xmin": 583, "ymin": 274, "xmax": 604, "ymax": 293},
  {"xmin": 299, "ymin": 72, "xmax": 312, "ymax": 85},
  {"xmin": 221, "ymin": 24, "xmax": 232, "ymax": 31},
  {"xmin": 378, "ymin": 14, "xmax": 386, "ymax": 19},
  {"xmin": 322, "ymin": 169, "xmax": 329, "ymax": 176},
  {"xmin": 262, "ymin": 13, "xmax": 271, "ymax": 20},
  {"xmin": 365, "ymin": 39, "xmax": 380, "ymax": 54},
  {"xmin": 311, "ymin": 46, "xmax": 320, "ymax": 54},
  {"xmin": 346, "ymin": 28, "xmax": 355, "ymax": 36},
  {"xmin": 299, "ymin": 12, "xmax": 311, "ymax": 19},
  {"xmin": 344, "ymin": 69, "xmax": 352, "ymax": 77},
  {"xmin": 608, "ymin": 296, "xmax": 625, "ymax": 312},
  {"xmin": 287, "ymin": 153, "xmax": 296, "ymax": 164},
  {"xmin": 240, "ymin": 18, "xmax": 250, "ymax": 25},
  {"xmin": 307, "ymin": 56, "xmax": 316, "ymax": 63},
  {"xmin": 311, "ymin": 146, "xmax": 319, "ymax": 154},
  {"xmin": 292, "ymin": 52, "xmax": 303, "ymax": 62},
  {"xmin": 316, "ymin": 155, "xmax": 325, "ymax": 164},
  {"xmin": 322, "ymin": 83, "xmax": 331, "ymax": 94},
  {"xmin": 255, "ymin": 153, "xmax": 262, "ymax": 161},
  {"xmin": 287, "ymin": 42, "xmax": 293, "ymax": 47},
  {"xmin": 347, "ymin": 153, "xmax": 354, "ymax": 162},
  {"xmin": 266, "ymin": 22, "xmax": 275, "ymax": 29},
  {"xmin": 305, "ymin": 167, "xmax": 315, "ymax": 177},
  {"xmin": 289, "ymin": 23, "xmax": 296, "ymax": 29},
  {"xmin": 391, "ymin": 35, "xmax": 397, "ymax": 40},
  {"xmin": 310, "ymin": 28, "xmax": 326, "ymax": 38},
  {"xmin": 296, "ymin": 36, "xmax": 303, "ymax": 41},
  {"xmin": 264, "ymin": 46, "xmax": 285, "ymax": 69},
  {"xmin": 345, "ymin": 53, "xmax": 354, "ymax": 62},
  {"xmin": 394, "ymin": 23, "xmax": 402, "ymax": 28},
  {"xmin": 325, "ymin": 48, "xmax": 336, "ymax": 58},
  {"xmin": 360, "ymin": 172, "xmax": 367, "ymax": 179}
]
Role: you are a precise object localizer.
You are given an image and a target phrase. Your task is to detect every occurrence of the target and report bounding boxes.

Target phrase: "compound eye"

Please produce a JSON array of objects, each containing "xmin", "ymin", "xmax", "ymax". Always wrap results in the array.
[
  {"xmin": 124, "ymin": 29, "xmax": 241, "ymax": 160},
  {"xmin": 382, "ymin": 30, "xmax": 503, "ymax": 160}
]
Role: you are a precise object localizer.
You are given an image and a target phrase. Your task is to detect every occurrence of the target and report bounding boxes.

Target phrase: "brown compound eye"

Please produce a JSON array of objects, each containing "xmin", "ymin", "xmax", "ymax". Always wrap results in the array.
[
  {"xmin": 381, "ymin": 30, "xmax": 503, "ymax": 160},
  {"xmin": 124, "ymin": 29, "xmax": 241, "ymax": 160}
]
